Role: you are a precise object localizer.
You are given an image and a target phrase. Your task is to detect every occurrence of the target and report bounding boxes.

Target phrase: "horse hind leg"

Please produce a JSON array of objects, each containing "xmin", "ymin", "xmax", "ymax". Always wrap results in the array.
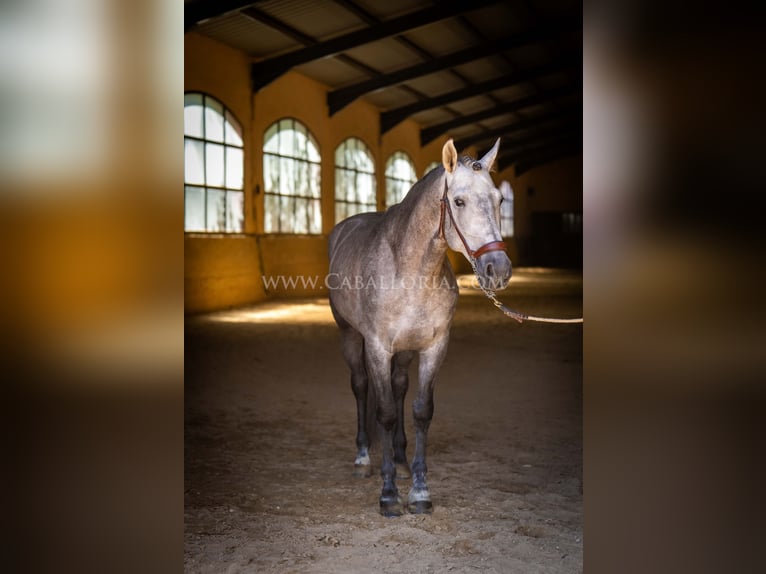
[
  {"xmin": 338, "ymin": 326, "xmax": 373, "ymax": 478},
  {"xmin": 391, "ymin": 351, "xmax": 415, "ymax": 480}
]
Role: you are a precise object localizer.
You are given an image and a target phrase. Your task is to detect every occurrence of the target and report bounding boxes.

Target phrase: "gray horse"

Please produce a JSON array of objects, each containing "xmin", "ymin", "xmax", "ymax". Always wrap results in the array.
[{"xmin": 328, "ymin": 138, "xmax": 511, "ymax": 516}]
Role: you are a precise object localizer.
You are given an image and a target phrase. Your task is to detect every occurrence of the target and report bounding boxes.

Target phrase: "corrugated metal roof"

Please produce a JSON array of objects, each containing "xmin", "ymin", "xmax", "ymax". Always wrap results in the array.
[{"xmin": 186, "ymin": 0, "xmax": 582, "ymax": 168}]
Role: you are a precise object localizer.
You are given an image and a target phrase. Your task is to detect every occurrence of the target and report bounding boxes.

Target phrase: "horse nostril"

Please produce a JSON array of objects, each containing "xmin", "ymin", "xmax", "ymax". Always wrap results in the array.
[{"xmin": 486, "ymin": 263, "xmax": 495, "ymax": 278}]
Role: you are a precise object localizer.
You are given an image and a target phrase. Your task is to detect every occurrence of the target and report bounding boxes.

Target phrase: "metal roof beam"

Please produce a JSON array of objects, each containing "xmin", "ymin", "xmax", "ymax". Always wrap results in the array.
[
  {"xmin": 380, "ymin": 55, "xmax": 579, "ymax": 134},
  {"xmin": 329, "ymin": 16, "xmax": 580, "ymax": 116},
  {"xmin": 185, "ymin": 0, "xmax": 260, "ymax": 32},
  {"xmin": 453, "ymin": 105, "xmax": 581, "ymax": 150},
  {"xmin": 243, "ymin": 4, "xmax": 427, "ymax": 107},
  {"xmin": 240, "ymin": 5, "xmax": 316, "ymax": 44},
  {"xmin": 499, "ymin": 128, "xmax": 578, "ymax": 153},
  {"xmin": 420, "ymin": 84, "xmax": 580, "ymax": 146},
  {"xmin": 250, "ymin": 0, "xmax": 500, "ymax": 90},
  {"xmin": 496, "ymin": 133, "xmax": 581, "ymax": 171},
  {"xmin": 470, "ymin": 123, "xmax": 580, "ymax": 158},
  {"xmin": 514, "ymin": 145, "xmax": 582, "ymax": 176}
]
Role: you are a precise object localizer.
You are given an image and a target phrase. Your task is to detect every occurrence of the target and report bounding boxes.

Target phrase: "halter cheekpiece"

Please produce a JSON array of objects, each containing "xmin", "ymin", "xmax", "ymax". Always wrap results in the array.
[{"xmin": 437, "ymin": 177, "xmax": 507, "ymax": 260}]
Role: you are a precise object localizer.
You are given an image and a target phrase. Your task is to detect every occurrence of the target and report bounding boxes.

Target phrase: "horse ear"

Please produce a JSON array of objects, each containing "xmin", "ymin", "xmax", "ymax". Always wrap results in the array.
[
  {"xmin": 442, "ymin": 139, "xmax": 458, "ymax": 173},
  {"xmin": 480, "ymin": 138, "xmax": 501, "ymax": 171}
]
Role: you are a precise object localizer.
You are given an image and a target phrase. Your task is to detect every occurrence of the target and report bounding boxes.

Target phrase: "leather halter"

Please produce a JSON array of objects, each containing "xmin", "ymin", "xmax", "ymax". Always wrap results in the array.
[{"xmin": 438, "ymin": 177, "xmax": 507, "ymax": 260}]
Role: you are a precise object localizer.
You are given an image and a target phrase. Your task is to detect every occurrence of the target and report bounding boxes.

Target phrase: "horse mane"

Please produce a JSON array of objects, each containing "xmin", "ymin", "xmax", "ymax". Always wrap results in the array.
[
  {"xmin": 385, "ymin": 149, "xmax": 495, "ymax": 227},
  {"xmin": 391, "ymin": 165, "xmax": 441, "ymax": 211},
  {"xmin": 397, "ymin": 152, "xmax": 480, "ymax": 204}
]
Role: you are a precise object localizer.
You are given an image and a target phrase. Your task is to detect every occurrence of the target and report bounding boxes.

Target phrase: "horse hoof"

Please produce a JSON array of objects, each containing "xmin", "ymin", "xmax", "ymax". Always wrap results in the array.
[
  {"xmin": 353, "ymin": 463, "xmax": 372, "ymax": 478},
  {"xmin": 408, "ymin": 487, "xmax": 432, "ymax": 514},
  {"xmin": 379, "ymin": 497, "xmax": 405, "ymax": 517},
  {"xmin": 408, "ymin": 500, "xmax": 433, "ymax": 514},
  {"xmin": 395, "ymin": 463, "xmax": 411, "ymax": 480}
]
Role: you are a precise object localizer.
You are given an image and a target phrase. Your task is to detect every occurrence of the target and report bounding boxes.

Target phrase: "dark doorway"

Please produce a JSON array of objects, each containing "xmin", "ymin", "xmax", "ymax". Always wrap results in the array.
[{"xmin": 528, "ymin": 211, "xmax": 582, "ymax": 267}]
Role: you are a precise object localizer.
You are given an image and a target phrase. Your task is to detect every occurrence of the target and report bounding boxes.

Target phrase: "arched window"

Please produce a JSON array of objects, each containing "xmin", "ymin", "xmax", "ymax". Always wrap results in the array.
[
  {"xmin": 263, "ymin": 118, "xmax": 321, "ymax": 234},
  {"xmin": 184, "ymin": 93, "xmax": 244, "ymax": 233},
  {"xmin": 500, "ymin": 181, "xmax": 514, "ymax": 237},
  {"xmin": 385, "ymin": 151, "xmax": 416, "ymax": 206},
  {"xmin": 335, "ymin": 138, "xmax": 376, "ymax": 223},
  {"xmin": 423, "ymin": 161, "xmax": 440, "ymax": 177}
]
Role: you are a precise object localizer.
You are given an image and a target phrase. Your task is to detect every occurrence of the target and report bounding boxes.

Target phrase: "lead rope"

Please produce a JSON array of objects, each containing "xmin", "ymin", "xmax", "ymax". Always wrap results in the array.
[
  {"xmin": 440, "ymin": 177, "xmax": 583, "ymax": 325},
  {"xmin": 465, "ymin": 254, "xmax": 584, "ymax": 324}
]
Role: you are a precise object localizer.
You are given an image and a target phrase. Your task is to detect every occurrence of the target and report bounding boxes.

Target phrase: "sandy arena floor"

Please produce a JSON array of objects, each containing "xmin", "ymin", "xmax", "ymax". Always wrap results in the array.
[{"xmin": 185, "ymin": 268, "xmax": 582, "ymax": 573}]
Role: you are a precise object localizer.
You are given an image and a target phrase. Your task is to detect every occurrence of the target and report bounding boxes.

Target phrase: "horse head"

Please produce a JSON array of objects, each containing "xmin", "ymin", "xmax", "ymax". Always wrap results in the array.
[{"xmin": 440, "ymin": 138, "xmax": 512, "ymax": 290}]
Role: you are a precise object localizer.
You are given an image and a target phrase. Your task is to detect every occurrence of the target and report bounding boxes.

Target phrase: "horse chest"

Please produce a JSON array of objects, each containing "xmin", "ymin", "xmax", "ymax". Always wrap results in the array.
[
  {"xmin": 380, "ymin": 290, "xmax": 456, "ymax": 352},
  {"xmin": 389, "ymin": 321, "xmax": 444, "ymax": 351}
]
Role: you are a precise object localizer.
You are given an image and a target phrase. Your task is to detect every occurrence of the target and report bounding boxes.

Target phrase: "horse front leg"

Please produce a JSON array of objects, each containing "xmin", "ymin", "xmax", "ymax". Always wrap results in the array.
[
  {"xmin": 392, "ymin": 351, "xmax": 415, "ymax": 480},
  {"xmin": 365, "ymin": 340, "xmax": 403, "ymax": 517},
  {"xmin": 409, "ymin": 338, "xmax": 449, "ymax": 514}
]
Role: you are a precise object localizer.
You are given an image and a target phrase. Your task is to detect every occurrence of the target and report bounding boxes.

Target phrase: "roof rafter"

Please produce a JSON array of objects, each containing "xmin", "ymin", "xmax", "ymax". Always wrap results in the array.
[
  {"xmin": 185, "ymin": 0, "xmax": 259, "ymax": 32},
  {"xmin": 473, "ymin": 125, "xmax": 580, "ymax": 160},
  {"xmin": 329, "ymin": 16, "xmax": 580, "ymax": 116},
  {"xmin": 241, "ymin": 5, "xmax": 316, "ymax": 44},
  {"xmin": 330, "ymin": 0, "xmax": 378, "ymax": 25},
  {"xmin": 329, "ymin": 0, "xmax": 489, "ymax": 126},
  {"xmin": 502, "ymin": 129, "xmax": 578, "ymax": 152},
  {"xmin": 243, "ymin": 4, "xmax": 432, "ymax": 106},
  {"xmin": 497, "ymin": 133, "xmax": 581, "ymax": 171},
  {"xmin": 454, "ymin": 104, "xmax": 581, "ymax": 151},
  {"xmin": 420, "ymin": 84, "xmax": 580, "ymax": 146},
  {"xmin": 250, "ymin": 0, "xmax": 500, "ymax": 91},
  {"xmin": 514, "ymin": 145, "xmax": 582, "ymax": 176},
  {"xmin": 380, "ymin": 55, "xmax": 579, "ymax": 134},
  {"xmin": 473, "ymin": 121, "xmax": 579, "ymax": 162}
]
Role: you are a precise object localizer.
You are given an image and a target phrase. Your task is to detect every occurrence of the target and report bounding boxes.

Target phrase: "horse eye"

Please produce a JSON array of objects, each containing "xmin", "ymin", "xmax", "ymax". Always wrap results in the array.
[
  {"xmin": 454, "ymin": 198, "xmax": 465, "ymax": 207},
  {"xmin": 499, "ymin": 197, "xmax": 504, "ymax": 205}
]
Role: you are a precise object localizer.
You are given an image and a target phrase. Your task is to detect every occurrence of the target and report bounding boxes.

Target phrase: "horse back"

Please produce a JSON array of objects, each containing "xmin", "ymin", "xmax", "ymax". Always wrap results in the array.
[{"xmin": 329, "ymin": 212, "xmax": 384, "ymax": 272}]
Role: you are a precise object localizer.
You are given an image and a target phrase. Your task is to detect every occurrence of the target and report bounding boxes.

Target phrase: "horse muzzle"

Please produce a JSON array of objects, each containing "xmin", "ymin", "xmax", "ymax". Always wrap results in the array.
[{"xmin": 475, "ymin": 249, "xmax": 512, "ymax": 290}]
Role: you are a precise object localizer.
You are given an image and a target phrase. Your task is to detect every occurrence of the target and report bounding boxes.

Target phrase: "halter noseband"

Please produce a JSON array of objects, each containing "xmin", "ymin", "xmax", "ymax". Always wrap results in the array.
[
  {"xmin": 438, "ymin": 177, "xmax": 507, "ymax": 260},
  {"xmin": 435, "ymin": 168, "xmax": 583, "ymax": 325}
]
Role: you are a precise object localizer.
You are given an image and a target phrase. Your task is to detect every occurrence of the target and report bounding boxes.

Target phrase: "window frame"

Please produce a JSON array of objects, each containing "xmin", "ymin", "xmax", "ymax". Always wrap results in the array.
[
  {"xmin": 501, "ymin": 185, "xmax": 514, "ymax": 238},
  {"xmin": 184, "ymin": 92, "xmax": 245, "ymax": 234},
  {"xmin": 262, "ymin": 117, "xmax": 322, "ymax": 235},
  {"xmin": 384, "ymin": 150, "xmax": 417, "ymax": 207},
  {"xmin": 334, "ymin": 137, "xmax": 377, "ymax": 223}
]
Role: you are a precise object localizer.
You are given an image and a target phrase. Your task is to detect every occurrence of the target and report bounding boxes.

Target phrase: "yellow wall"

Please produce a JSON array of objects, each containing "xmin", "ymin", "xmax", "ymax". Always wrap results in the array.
[
  {"xmin": 496, "ymin": 154, "xmax": 583, "ymax": 266},
  {"xmin": 184, "ymin": 32, "xmax": 581, "ymax": 311},
  {"xmin": 185, "ymin": 236, "xmax": 266, "ymax": 313},
  {"xmin": 259, "ymin": 235, "xmax": 329, "ymax": 298},
  {"xmin": 185, "ymin": 34, "xmax": 264, "ymax": 312}
]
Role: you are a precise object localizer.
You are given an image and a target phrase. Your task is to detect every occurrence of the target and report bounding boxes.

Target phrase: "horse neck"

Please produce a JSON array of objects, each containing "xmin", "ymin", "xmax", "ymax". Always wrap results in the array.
[{"xmin": 388, "ymin": 176, "xmax": 447, "ymax": 277}]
